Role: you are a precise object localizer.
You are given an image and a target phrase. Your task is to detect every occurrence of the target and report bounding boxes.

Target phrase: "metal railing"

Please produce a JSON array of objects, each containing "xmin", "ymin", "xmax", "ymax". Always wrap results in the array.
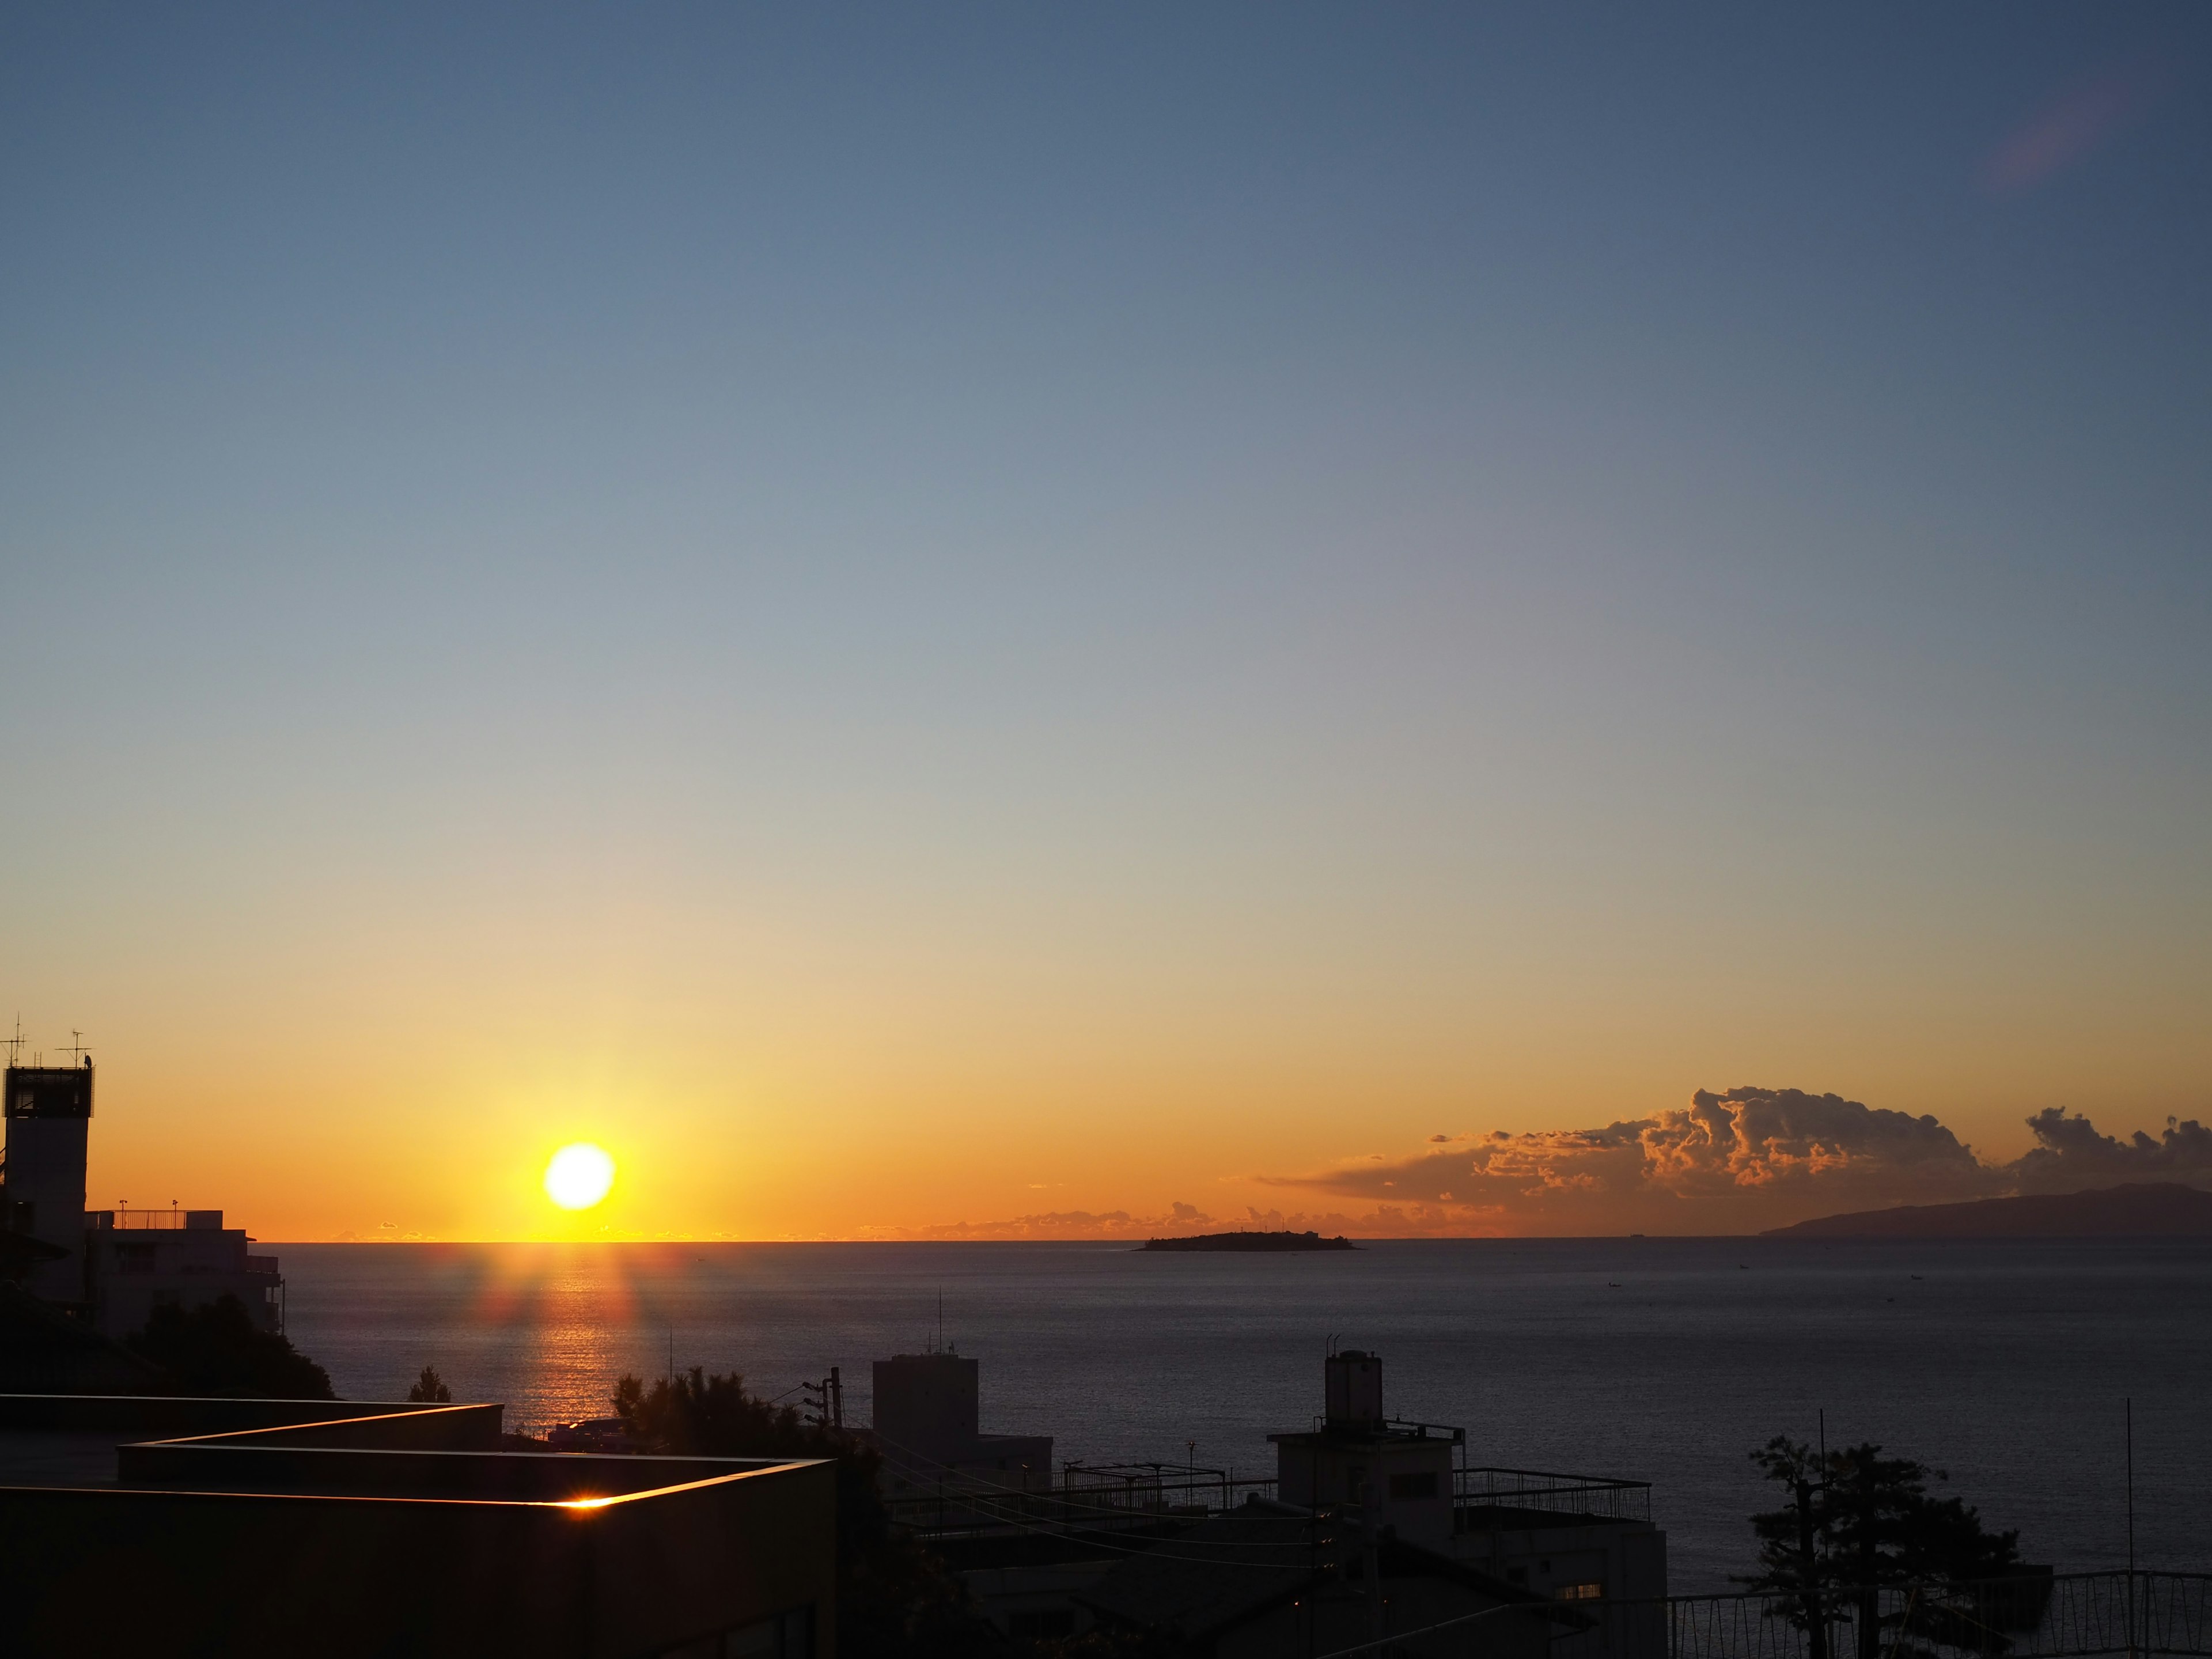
[
  {"xmin": 888, "ymin": 1463, "xmax": 1279, "ymax": 1534},
  {"xmin": 1284, "ymin": 1574, "xmax": 2212, "ymax": 1659},
  {"xmin": 1457, "ymin": 1466, "xmax": 1656, "ymax": 1525},
  {"xmin": 1542, "ymin": 1573, "xmax": 2212, "ymax": 1659},
  {"xmin": 104, "ymin": 1207, "xmax": 189, "ymax": 1230},
  {"xmin": 1059, "ymin": 1461, "xmax": 1277, "ymax": 1516},
  {"xmin": 887, "ymin": 1458, "xmax": 1660, "ymax": 1540}
]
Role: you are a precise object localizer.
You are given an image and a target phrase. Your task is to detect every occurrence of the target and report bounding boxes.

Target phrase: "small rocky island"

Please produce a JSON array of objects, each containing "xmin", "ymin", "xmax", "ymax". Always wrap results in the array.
[{"xmin": 1139, "ymin": 1230, "xmax": 1358, "ymax": 1253}]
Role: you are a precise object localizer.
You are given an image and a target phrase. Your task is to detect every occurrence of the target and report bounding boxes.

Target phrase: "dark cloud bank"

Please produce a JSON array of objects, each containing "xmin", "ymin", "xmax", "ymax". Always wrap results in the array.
[
  {"xmin": 902, "ymin": 1091, "xmax": 2212, "ymax": 1240},
  {"xmin": 1264, "ymin": 1089, "xmax": 2212, "ymax": 1237}
]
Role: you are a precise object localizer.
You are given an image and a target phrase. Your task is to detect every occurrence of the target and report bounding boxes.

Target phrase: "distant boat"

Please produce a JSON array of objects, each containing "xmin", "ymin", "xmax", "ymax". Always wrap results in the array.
[{"xmin": 1138, "ymin": 1230, "xmax": 1357, "ymax": 1253}]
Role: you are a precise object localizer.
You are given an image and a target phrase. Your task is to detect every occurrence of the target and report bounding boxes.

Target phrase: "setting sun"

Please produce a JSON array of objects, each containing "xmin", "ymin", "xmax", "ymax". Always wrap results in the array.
[{"xmin": 543, "ymin": 1143, "xmax": 616, "ymax": 1211}]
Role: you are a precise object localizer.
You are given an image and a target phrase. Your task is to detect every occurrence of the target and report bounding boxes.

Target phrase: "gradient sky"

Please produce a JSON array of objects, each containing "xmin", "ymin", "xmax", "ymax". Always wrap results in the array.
[{"xmin": 3, "ymin": 4, "xmax": 2208, "ymax": 1240}]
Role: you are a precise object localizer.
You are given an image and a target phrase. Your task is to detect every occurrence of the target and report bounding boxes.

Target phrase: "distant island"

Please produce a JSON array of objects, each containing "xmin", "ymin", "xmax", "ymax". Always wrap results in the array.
[
  {"xmin": 1763, "ymin": 1182, "xmax": 2212, "ymax": 1238},
  {"xmin": 1139, "ymin": 1230, "xmax": 1358, "ymax": 1253}
]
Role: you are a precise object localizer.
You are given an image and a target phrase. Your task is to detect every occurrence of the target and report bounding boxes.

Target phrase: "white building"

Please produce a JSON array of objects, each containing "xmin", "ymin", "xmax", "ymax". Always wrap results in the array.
[{"xmin": 82, "ymin": 1207, "xmax": 285, "ymax": 1338}]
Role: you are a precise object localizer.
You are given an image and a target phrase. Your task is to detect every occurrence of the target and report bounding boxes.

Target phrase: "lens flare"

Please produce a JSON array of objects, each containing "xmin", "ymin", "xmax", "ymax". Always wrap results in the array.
[{"xmin": 543, "ymin": 1143, "xmax": 616, "ymax": 1210}]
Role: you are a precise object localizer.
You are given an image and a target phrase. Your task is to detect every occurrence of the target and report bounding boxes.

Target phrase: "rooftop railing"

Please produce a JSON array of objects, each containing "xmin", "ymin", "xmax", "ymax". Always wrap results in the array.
[
  {"xmin": 1060, "ymin": 1462, "xmax": 1278, "ymax": 1516},
  {"xmin": 1456, "ymin": 1464, "xmax": 1654, "ymax": 1524},
  {"xmin": 893, "ymin": 1461, "xmax": 1659, "ymax": 1540},
  {"xmin": 1320, "ymin": 1573, "xmax": 2212, "ymax": 1659},
  {"xmin": 1538, "ymin": 1571, "xmax": 2212, "ymax": 1659},
  {"xmin": 105, "ymin": 1208, "xmax": 188, "ymax": 1230}
]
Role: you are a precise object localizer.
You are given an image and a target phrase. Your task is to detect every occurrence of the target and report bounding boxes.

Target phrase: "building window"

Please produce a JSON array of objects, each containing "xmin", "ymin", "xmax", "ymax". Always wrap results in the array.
[
  {"xmin": 1558, "ymin": 1582, "xmax": 1605, "ymax": 1601},
  {"xmin": 1388, "ymin": 1471, "xmax": 1438, "ymax": 1501}
]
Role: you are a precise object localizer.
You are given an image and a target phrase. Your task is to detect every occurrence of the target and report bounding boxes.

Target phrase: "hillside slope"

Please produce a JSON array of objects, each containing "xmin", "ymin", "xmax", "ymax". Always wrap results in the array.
[{"xmin": 1762, "ymin": 1182, "xmax": 2212, "ymax": 1237}]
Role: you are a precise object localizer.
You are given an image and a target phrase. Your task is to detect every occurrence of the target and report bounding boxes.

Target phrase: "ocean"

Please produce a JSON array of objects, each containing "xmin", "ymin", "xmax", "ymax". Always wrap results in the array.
[{"xmin": 276, "ymin": 1236, "xmax": 2212, "ymax": 1592}]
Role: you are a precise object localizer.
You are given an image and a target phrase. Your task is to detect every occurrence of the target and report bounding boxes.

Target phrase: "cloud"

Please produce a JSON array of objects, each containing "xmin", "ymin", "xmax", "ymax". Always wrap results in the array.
[
  {"xmin": 868, "ymin": 1199, "xmax": 1471, "ymax": 1243},
  {"xmin": 874, "ymin": 1093, "xmax": 2212, "ymax": 1240},
  {"xmin": 2010, "ymin": 1110, "xmax": 2212, "ymax": 1192},
  {"xmin": 1264, "ymin": 1089, "xmax": 2212, "ymax": 1236}
]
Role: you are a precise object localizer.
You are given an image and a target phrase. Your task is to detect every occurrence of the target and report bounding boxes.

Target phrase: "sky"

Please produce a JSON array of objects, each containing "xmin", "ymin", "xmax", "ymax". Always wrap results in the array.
[{"xmin": 2, "ymin": 4, "xmax": 2209, "ymax": 1241}]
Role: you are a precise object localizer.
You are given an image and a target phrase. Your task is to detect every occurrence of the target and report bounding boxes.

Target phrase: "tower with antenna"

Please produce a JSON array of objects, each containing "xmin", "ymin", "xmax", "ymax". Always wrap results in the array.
[{"xmin": 3, "ymin": 1029, "xmax": 96, "ymax": 1304}]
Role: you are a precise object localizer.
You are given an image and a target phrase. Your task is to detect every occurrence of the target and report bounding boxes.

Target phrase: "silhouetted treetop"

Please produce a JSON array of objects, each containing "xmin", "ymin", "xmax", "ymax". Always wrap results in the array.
[{"xmin": 126, "ymin": 1294, "xmax": 335, "ymax": 1400}]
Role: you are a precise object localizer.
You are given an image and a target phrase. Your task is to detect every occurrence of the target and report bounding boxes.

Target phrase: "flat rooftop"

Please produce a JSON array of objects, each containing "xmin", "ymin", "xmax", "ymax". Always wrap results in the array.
[{"xmin": 0, "ymin": 1393, "xmax": 840, "ymax": 1658}]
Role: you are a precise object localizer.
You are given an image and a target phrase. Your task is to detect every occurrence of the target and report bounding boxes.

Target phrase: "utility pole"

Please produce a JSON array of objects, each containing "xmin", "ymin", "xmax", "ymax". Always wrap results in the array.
[
  {"xmin": 2127, "ymin": 1398, "xmax": 2137, "ymax": 1659},
  {"xmin": 802, "ymin": 1369, "xmax": 846, "ymax": 1431},
  {"xmin": 1361, "ymin": 1474, "xmax": 1382, "ymax": 1650}
]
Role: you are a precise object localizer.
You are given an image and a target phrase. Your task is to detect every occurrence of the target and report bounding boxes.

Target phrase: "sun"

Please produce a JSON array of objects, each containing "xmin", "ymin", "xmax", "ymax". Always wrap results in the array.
[{"xmin": 544, "ymin": 1143, "xmax": 616, "ymax": 1210}]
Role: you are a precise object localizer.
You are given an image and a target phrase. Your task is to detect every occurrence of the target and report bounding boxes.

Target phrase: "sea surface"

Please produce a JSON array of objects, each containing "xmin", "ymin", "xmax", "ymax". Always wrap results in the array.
[{"xmin": 275, "ymin": 1237, "xmax": 2212, "ymax": 1592}]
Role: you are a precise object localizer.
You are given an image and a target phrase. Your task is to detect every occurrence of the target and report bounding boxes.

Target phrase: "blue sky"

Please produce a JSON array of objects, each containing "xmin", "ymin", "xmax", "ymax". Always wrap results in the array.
[{"xmin": 2, "ymin": 5, "xmax": 2207, "ymax": 1236}]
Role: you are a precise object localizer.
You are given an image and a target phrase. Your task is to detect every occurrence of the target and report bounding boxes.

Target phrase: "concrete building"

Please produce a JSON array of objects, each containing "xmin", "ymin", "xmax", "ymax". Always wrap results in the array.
[
  {"xmin": 1270, "ymin": 1347, "xmax": 1669, "ymax": 1657},
  {"xmin": 2, "ymin": 1053, "xmax": 286, "ymax": 1338},
  {"xmin": 941, "ymin": 1347, "xmax": 1668, "ymax": 1653},
  {"xmin": 1080, "ymin": 1501, "xmax": 1570, "ymax": 1659},
  {"xmin": 868, "ymin": 1349, "xmax": 1053, "ymax": 1505},
  {"xmin": 1271, "ymin": 1349, "xmax": 1461, "ymax": 1549},
  {"xmin": 2, "ymin": 1059, "xmax": 94, "ymax": 1305},
  {"xmin": 0, "ymin": 1392, "xmax": 836, "ymax": 1657},
  {"xmin": 82, "ymin": 1206, "xmax": 285, "ymax": 1338}
]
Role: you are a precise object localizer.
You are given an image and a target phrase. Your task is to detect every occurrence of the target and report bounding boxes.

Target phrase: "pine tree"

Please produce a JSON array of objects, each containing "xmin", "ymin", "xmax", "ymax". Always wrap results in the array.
[
  {"xmin": 406, "ymin": 1365, "xmax": 452, "ymax": 1403},
  {"xmin": 1744, "ymin": 1437, "xmax": 2025, "ymax": 1659},
  {"xmin": 1744, "ymin": 1437, "xmax": 1833, "ymax": 1659}
]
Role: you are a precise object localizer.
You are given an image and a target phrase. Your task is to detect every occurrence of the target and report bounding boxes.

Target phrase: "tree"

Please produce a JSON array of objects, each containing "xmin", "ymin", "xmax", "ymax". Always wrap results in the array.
[
  {"xmin": 1744, "ymin": 1437, "xmax": 1833, "ymax": 1659},
  {"xmin": 1744, "ymin": 1438, "xmax": 2024, "ymax": 1659},
  {"xmin": 126, "ymin": 1294, "xmax": 335, "ymax": 1399},
  {"xmin": 613, "ymin": 1366, "xmax": 1001, "ymax": 1659},
  {"xmin": 406, "ymin": 1365, "xmax": 453, "ymax": 1403}
]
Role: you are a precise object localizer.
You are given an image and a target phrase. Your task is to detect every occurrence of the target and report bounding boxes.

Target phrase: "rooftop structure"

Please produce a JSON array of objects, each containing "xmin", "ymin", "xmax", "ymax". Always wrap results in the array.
[
  {"xmin": 868, "ymin": 1349, "xmax": 1053, "ymax": 1503},
  {"xmin": 0, "ymin": 1392, "xmax": 835, "ymax": 1657},
  {"xmin": 1268, "ymin": 1347, "xmax": 1466, "ymax": 1548},
  {"xmin": 3, "ymin": 1059, "xmax": 94, "ymax": 1304},
  {"xmin": 82, "ymin": 1206, "xmax": 284, "ymax": 1338},
  {"xmin": 925, "ymin": 1344, "xmax": 1669, "ymax": 1653},
  {"xmin": 1079, "ymin": 1499, "xmax": 1573, "ymax": 1659},
  {"xmin": 1, "ymin": 1048, "xmax": 286, "ymax": 1339}
]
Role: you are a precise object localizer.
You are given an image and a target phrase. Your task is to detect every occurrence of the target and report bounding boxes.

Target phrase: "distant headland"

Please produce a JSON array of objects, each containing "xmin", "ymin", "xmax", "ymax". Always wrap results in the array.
[
  {"xmin": 1138, "ymin": 1230, "xmax": 1358, "ymax": 1253},
  {"xmin": 1762, "ymin": 1181, "xmax": 2212, "ymax": 1238}
]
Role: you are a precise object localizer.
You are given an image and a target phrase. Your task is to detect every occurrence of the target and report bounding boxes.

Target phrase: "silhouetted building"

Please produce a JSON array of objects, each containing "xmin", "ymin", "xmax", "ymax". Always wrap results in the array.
[
  {"xmin": 3, "ymin": 1060, "xmax": 94, "ymax": 1304},
  {"xmin": 1271, "ymin": 1349, "xmax": 1460, "ymax": 1548},
  {"xmin": 0, "ymin": 1281, "xmax": 164, "ymax": 1393},
  {"xmin": 83, "ymin": 1206, "xmax": 284, "ymax": 1337},
  {"xmin": 868, "ymin": 1349, "xmax": 1053, "ymax": 1502},
  {"xmin": 1, "ymin": 1050, "xmax": 285, "ymax": 1337},
  {"xmin": 1078, "ymin": 1499, "xmax": 1570, "ymax": 1659},
  {"xmin": 940, "ymin": 1346, "xmax": 1668, "ymax": 1652},
  {"xmin": 1270, "ymin": 1347, "xmax": 1668, "ymax": 1657},
  {"xmin": 0, "ymin": 1392, "xmax": 834, "ymax": 1657}
]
